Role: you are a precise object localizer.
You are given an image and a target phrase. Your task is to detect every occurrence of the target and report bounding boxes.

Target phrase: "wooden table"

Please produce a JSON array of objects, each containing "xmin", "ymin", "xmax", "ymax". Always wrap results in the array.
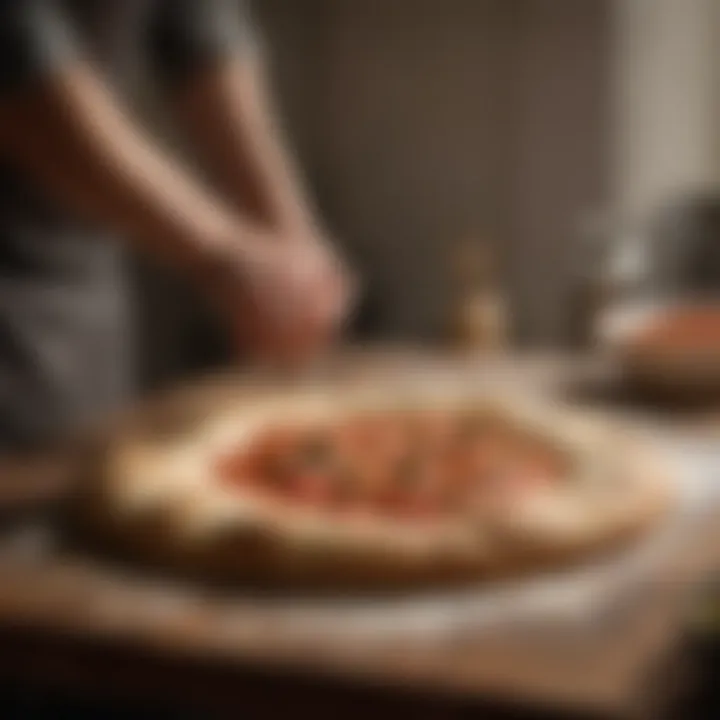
[{"xmin": 1, "ymin": 351, "xmax": 719, "ymax": 720}]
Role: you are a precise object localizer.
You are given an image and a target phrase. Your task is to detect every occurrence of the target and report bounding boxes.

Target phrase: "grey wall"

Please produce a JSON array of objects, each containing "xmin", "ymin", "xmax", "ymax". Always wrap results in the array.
[{"xmin": 258, "ymin": 0, "xmax": 612, "ymax": 345}]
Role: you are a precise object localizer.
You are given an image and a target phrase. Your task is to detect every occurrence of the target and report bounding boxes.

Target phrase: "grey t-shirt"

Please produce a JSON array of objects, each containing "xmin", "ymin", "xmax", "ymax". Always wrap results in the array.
[{"xmin": 0, "ymin": 0, "xmax": 254, "ymax": 449}]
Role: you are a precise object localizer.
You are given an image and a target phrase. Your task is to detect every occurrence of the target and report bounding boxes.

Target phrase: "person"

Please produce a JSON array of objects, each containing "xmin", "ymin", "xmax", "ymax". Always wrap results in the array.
[{"xmin": 0, "ymin": 0, "xmax": 354, "ymax": 453}]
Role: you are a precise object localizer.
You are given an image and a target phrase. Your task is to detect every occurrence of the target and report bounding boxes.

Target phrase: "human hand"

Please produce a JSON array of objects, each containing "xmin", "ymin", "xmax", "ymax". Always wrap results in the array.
[{"xmin": 204, "ymin": 226, "xmax": 356, "ymax": 367}]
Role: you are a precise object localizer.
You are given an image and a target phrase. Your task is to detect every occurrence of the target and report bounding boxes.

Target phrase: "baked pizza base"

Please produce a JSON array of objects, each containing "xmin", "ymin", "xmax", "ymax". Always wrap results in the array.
[
  {"xmin": 600, "ymin": 302, "xmax": 720, "ymax": 397},
  {"xmin": 75, "ymin": 390, "xmax": 674, "ymax": 591}
]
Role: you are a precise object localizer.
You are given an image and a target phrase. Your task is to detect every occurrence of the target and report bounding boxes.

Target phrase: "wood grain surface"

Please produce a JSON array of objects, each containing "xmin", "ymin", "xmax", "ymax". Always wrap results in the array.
[{"xmin": 0, "ymin": 350, "xmax": 719, "ymax": 719}]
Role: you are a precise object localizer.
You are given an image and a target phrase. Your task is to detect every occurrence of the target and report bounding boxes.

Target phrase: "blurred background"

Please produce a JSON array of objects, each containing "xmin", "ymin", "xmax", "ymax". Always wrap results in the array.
[{"xmin": 137, "ymin": 0, "xmax": 720, "ymax": 389}]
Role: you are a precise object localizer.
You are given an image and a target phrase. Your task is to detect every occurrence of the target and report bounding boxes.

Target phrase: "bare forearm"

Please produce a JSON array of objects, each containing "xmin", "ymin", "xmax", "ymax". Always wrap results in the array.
[
  {"xmin": 0, "ymin": 64, "xmax": 252, "ymax": 278},
  {"xmin": 175, "ymin": 56, "xmax": 318, "ymax": 233}
]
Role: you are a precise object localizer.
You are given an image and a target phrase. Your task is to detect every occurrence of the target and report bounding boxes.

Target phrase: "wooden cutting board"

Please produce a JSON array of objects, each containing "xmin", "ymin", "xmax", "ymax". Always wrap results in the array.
[{"xmin": 0, "ymin": 493, "xmax": 715, "ymax": 718}]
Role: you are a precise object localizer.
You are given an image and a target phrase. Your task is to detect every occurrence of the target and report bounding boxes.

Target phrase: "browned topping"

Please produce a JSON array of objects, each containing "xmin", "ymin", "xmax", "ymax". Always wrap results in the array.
[{"xmin": 214, "ymin": 410, "xmax": 566, "ymax": 519}]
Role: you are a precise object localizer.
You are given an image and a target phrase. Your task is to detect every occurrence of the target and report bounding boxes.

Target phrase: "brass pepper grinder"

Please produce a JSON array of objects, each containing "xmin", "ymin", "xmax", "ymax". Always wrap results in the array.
[{"xmin": 448, "ymin": 238, "xmax": 509, "ymax": 352}]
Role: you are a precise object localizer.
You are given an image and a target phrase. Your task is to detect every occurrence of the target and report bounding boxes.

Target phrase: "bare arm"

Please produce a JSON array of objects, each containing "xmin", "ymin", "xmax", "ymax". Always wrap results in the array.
[
  {"xmin": 150, "ymin": 0, "xmax": 321, "ymax": 234},
  {"xmin": 0, "ymin": 60, "xmax": 347, "ymax": 364},
  {"xmin": 0, "ymin": 0, "xmax": 351, "ymax": 365},
  {"xmin": 0, "ymin": 0, "xmax": 350, "ymax": 365},
  {"xmin": 0, "ymin": 0, "xmax": 259, "ymax": 284},
  {"xmin": 175, "ymin": 56, "xmax": 318, "ymax": 234},
  {"xmin": 0, "ymin": 66, "xmax": 254, "ymax": 280}
]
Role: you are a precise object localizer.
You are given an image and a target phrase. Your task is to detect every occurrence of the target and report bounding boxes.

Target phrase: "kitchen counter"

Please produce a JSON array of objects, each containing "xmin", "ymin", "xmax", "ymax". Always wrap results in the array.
[{"xmin": 1, "ymin": 350, "xmax": 719, "ymax": 720}]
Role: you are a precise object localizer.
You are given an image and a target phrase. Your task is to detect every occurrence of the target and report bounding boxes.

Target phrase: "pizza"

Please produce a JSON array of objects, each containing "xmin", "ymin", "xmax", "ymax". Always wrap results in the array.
[
  {"xmin": 605, "ymin": 303, "xmax": 720, "ymax": 395},
  {"xmin": 76, "ymin": 389, "xmax": 674, "ymax": 589},
  {"xmin": 631, "ymin": 306, "xmax": 720, "ymax": 351},
  {"xmin": 626, "ymin": 306, "xmax": 720, "ymax": 386}
]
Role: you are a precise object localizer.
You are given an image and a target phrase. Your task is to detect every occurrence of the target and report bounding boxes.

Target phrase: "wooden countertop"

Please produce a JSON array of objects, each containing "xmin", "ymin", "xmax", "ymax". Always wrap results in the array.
[{"xmin": 1, "ymin": 350, "xmax": 719, "ymax": 719}]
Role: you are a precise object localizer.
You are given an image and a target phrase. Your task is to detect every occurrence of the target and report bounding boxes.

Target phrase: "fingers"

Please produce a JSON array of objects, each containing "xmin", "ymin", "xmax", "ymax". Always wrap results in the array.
[
  {"xmin": 226, "ymin": 234, "xmax": 356, "ymax": 368},
  {"xmin": 270, "ymin": 245, "xmax": 352, "ymax": 363}
]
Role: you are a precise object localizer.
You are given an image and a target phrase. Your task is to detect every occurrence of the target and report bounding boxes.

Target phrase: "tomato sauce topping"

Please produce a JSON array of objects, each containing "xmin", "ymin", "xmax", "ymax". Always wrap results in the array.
[
  {"xmin": 632, "ymin": 307, "xmax": 720, "ymax": 353},
  {"xmin": 214, "ymin": 410, "xmax": 565, "ymax": 518}
]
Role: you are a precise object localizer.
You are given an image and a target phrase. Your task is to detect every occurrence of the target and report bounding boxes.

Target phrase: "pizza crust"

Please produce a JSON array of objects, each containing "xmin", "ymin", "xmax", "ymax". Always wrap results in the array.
[{"xmin": 74, "ymin": 389, "xmax": 675, "ymax": 590}]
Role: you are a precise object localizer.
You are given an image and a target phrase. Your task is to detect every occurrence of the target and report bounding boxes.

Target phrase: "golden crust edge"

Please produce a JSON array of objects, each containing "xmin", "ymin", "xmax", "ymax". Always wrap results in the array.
[{"xmin": 72, "ymin": 395, "xmax": 678, "ymax": 591}]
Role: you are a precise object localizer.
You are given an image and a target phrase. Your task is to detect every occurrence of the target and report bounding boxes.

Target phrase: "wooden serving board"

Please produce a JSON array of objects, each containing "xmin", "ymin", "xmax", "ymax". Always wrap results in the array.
[
  {"xmin": 0, "ymin": 501, "xmax": 715, "ymax": 719},
  {"xmin": 0, "ymin": 350, "xmax": 718, "ymax": 718}
]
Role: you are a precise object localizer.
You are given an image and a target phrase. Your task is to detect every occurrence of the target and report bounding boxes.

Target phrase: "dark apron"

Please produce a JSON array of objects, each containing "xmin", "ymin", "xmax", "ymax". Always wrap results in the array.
[
  {"xmin": 0, "ymin": 178, "xmax": 133, "ymax": 451},
  {"xmin": 0, "ymin": 0, "xmax": 148, "ymax": 451}
]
